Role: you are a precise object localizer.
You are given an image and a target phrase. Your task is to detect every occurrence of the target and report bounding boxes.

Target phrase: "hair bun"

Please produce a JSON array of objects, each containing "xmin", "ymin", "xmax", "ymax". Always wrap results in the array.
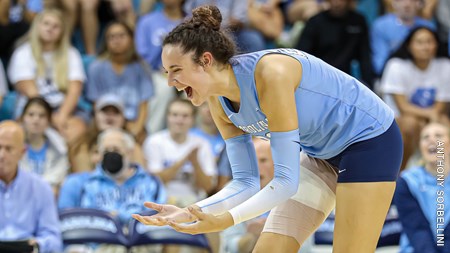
[{"xmin": 192, "ymin": 5, "xmax": 222, "ymax": 31}]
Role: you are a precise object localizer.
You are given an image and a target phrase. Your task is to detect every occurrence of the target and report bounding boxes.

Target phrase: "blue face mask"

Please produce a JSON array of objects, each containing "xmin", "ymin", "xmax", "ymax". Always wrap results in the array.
[{"xmin": 102, "ymin": 151, "xmax": 123, "ymax": 175}]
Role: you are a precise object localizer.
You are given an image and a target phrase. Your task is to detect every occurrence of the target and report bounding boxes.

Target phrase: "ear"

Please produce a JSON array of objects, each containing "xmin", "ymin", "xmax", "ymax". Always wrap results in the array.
[{"xmin": 201, "ymin": 52, "xmax": 214, "ymax": 69}]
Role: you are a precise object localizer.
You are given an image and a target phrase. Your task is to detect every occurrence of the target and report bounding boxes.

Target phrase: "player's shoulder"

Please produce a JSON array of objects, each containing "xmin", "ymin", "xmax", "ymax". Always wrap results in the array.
[{"xmin": 255, "ymin": 52, "xmax": 302, "ymax": 92}]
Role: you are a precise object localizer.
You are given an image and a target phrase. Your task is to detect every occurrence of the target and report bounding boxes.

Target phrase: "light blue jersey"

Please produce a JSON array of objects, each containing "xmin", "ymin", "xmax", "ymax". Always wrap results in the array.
[{"xmin": 219, "ymin": 49, "xmax": 394, "ymax": 159}]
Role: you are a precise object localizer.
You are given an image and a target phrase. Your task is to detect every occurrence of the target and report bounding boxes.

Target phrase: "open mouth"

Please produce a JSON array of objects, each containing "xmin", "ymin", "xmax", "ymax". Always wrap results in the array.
[{"xmin": 184, "ymin": 87, "xmax": 193, "ymax": 99}]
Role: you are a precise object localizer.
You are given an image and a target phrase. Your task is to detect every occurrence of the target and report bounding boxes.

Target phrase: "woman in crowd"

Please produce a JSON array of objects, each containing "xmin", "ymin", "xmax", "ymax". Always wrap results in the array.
[
  {"xmin": 8, "ymin": 8, "xmax": 87, "ymax": 141},
  {"xmin": 19, "ymin": 96, "xmax": 69, "ymax": 194}
]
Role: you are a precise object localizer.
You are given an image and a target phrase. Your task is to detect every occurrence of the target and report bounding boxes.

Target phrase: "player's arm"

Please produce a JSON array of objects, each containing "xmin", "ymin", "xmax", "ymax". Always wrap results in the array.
[
  {"xmin": 224, "ymin": 54, "xmax": 302, "ymax": 224},
  {"xmin": 194, "ymin": 96, "xmax": 261, "ymax": 214}
]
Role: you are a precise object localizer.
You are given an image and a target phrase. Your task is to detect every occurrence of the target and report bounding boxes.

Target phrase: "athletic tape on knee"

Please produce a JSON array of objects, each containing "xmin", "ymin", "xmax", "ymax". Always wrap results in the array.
[{"xmin": 290, "ymin": 165, "xmax": 336, "ymax": 214}]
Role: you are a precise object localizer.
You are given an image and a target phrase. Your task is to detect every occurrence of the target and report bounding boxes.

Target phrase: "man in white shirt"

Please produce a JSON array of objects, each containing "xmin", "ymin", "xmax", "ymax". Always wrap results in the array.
[{"xmin": 144, "ymin": 98, "xmax": 217, "ymax": 207}]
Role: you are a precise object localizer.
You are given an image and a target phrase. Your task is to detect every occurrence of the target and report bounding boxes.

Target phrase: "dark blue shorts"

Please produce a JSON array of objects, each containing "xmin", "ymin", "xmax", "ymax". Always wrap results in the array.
[{"xmin": 325, "ymin": 120, "xmax": 403, "ymax": 183}]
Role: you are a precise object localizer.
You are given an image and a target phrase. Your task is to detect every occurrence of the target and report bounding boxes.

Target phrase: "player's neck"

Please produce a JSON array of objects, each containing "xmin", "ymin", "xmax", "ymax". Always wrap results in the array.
[{"xmin": 211, "ymin": 65, "xmax": 240, "ymax": 105}]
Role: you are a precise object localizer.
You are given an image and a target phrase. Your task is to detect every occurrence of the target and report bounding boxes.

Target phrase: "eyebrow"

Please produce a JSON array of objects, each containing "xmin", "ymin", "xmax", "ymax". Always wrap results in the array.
[{"xmin": 162, "ymin": 65, "xmax": 182, "ymax": 72}]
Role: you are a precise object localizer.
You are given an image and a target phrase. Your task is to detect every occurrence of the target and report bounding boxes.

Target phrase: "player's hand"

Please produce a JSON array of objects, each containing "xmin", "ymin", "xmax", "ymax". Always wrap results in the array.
[
  {"xmin": 167, "ymin": 207, "xmax": 234, "ymax": 235},
  {"xmin": 132, "ymin": 202, "xmax": 196, "ymax": 226}
]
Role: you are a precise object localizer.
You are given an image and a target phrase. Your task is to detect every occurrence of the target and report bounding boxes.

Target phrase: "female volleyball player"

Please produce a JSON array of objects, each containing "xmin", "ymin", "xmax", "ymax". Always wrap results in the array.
[{"xmin": 133, "ymin": 5, "xmax": 403, "ymax": 253}]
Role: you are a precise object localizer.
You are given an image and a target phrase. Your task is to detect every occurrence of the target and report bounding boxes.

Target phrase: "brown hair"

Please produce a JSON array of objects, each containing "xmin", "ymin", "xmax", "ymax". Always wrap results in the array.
[
  {"xmin": 21, "ymin": 97, "xmax": 53, "ymax": 122},
  {"xmin": 163, "ymin": 5, "xmax": 236, "ymax": 66}
]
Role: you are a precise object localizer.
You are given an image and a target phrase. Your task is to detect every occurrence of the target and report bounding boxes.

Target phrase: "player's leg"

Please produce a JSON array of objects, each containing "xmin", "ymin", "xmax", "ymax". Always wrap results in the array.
[
  {"xmin": 328, "ymin": 121, "xmax": 403, "ymax": 253},
  {"xmin": 333, "ymin": 182, "xmax": 396, "ymax": 253},
  {"xmin": 253, "ymin": 153, "xmax": 338, "ymax": 253}
]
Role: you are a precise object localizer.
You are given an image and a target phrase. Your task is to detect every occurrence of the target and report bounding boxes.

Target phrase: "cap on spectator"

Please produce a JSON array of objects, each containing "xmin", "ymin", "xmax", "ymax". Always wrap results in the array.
[{"xmin": 95, "ymin": 94, "xmax": 125, "ymax": 113}]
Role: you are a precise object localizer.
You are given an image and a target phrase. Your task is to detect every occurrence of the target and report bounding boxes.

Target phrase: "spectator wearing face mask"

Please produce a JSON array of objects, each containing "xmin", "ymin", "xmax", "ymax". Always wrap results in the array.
[{"xmin": 58, "ymin": 128, "xmax": 166, "ymax": 225}]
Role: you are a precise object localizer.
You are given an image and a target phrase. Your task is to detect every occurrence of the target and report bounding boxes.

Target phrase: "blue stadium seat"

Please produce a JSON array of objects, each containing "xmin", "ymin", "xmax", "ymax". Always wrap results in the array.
[
  {"xmin": 59, "ymin": 208, "xmax": 128, "ymax": 246},
  {"xmin": 128, "ymin": 210, "xmax": 212, "ymax": 252}
]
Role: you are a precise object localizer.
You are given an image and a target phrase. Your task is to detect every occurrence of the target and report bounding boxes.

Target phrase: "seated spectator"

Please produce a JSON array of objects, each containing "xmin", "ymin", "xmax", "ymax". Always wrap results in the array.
[
  {"xmin": 184, "ymin": 0, "xmax": 266, "ymax": 53},
  {"xmin": 60, "ymin": 0, "xmax": 135, "ymax": 55},
  {"xmin": 380, "ymin": 26, "xmax": 450, "ymax": 169},
  {"xmin": 0, "ymin": 0, "xmax": 42, "ymax": 67},
  {"xmin": 0, "ymin": 120, "xmax": 62, "ymax": 253},
  {"xmin": 19, "ymin": 97, "xmax": 69, "ymax": 194},
  {"xmin": 59, "ymin": 128, "xmax": 166, "ymax": 224},
  {"xmin": 143, "ymin": 98, "xmax": 216, "ymax": 207},
  {"xmin": 69, "ymin": 93, "xmax": 146, "ymax": 173},
  {"xmin": 191, "ymin": 103, "xmax": 225, "ymax": 159},
  {"xmin": 296, "ymin": 0, "xmax": 373, "ymax": 89},
  {"xmin": 371, "ymin": 0, "xmax": 435, "ymax": 77},
  {"xmin": 0, "ymin": 60, "xmax": 7, "ymax": 108},
  {"xmin": 135, "ymin": 0, "xmax": 184, "ymax": 134},
  {"xmin": 7, "ymin": 9, "xmax": 88, "ymax": 141},
  {"xmin": 87, "ymin": 21, "xmax": 153, "ymax": 144},
  {"xmin": 394, "ymin": 122, "xmax": 450, "ymax": 253}
]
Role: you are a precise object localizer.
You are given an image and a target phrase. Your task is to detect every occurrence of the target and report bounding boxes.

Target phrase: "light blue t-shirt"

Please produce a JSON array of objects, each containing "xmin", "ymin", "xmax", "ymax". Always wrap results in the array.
[
  {"xmin": 220, "ymin": 48, "xmax": 394, "ymax": 159},
  {"xmin": 135, "ymin": 10, "xmax": 183, "ymax": 71},
  {"xmin": 86, "ymin": 60, "xmax": 154, "ymax": 121},
  {"xmin": 27, "ymin": 142, "xmax": 48, "ymax": 175}
]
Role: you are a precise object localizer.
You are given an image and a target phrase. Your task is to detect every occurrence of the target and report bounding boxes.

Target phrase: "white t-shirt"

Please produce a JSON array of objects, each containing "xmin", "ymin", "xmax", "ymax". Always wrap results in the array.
[
  {"xmin": 143, "ymin": 129, "xmax": 217, "ymax": 206},
  {"xmin": 8, "ymin": 43, "xmax": 86, "ymax": 116},
  {"xmin": 380, "ymin": 58, "xmax": 450, "ymax": 116},
  {"xmin": 0, "ymin": 61, "xmax": 7, "ymax": 97}
]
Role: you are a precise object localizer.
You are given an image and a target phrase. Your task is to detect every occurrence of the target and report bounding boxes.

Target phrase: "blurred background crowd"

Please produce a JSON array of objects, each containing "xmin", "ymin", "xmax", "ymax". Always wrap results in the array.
[{"xmin": 0, "ymin": 0, "xmax": 449, "ymax": 252}]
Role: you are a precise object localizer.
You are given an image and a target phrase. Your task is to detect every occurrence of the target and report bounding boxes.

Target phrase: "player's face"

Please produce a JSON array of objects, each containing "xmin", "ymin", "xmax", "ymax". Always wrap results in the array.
[
  {"xmin": 38, "ymin": 14, "xmax": 63, "ymax": 44},
  {"xmin": 408, "ymin": 29, "xmax": 437, "ymax": 62},
  {"xmin": 419, "ymin": 123, "xmax": 450, "ymax": 165},
  {"xmin": 22, "ymin": 104, "xmax": 50, "ymax": 136},
  {"xmin": 162, "ymin": 45, "xmax": 212, "ymax": 106}
]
